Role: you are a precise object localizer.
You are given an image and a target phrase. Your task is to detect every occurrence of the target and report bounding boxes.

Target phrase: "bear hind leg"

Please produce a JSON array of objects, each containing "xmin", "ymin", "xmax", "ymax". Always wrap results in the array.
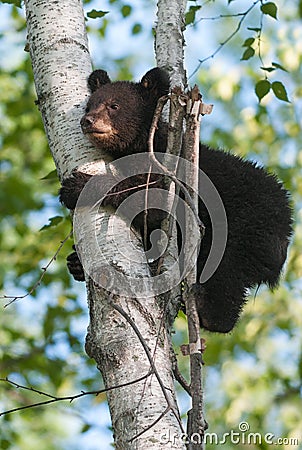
[{"xmin": 191, "ymin": 282, "xmax": 247, "ymax": 333}]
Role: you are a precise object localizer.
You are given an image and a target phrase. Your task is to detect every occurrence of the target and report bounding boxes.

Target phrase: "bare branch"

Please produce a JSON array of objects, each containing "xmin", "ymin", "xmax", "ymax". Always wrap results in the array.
[
  {"xmin": 143, "ymin": 165, "xmax": 152, "ymax": 251},
  {"xmin": 171, "ymin": 347, "xmax": 191, "ymax": 395},
  {"xmin": 129, "ymin": 406, "xmax": 171, "ymax": 443},
  {"xmin": 1, "ymin": 231, "xmax": 73, "ymax": 307},
  {"xmin": 182, "ymin": 86, "xmax": 208, "ymax": 448},
  {"xmin": 190, "ymin": 0, "xmax": 261, "ymax": 77},
  {"xmin": 109, "ymin": 298, "xmax": 185, "ymax": 438},
  {"xmin": 0, "ymin": 374, "xmax": 151, "ymax": 417},
  {"xmin": 148, "ymin": 94, "xmax": 205, "ymax": 235}
]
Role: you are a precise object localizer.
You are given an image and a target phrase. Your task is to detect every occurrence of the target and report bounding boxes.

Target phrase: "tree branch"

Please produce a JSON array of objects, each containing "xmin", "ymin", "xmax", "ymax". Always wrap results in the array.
[
  {"xmin": 109, "ymin": 299, "xmax": 185, "ymax": 439},
  {"xmin": 0, "ymin": 374, "xmax": 151, "ymax": 417},
  {"xmin": 1, "ymin": 231, "xmax": 72, "ymax": 307},
  {"xmin": 190, "ymin": 0, "xmax": 261, "ymax": 77},
  {"xmin": 147, "ymin": 94, "xmax": 205, "ymax": 235},
  {"xmin": 182, "ymin": 86, "xmax": 207, "ymax": 449}
]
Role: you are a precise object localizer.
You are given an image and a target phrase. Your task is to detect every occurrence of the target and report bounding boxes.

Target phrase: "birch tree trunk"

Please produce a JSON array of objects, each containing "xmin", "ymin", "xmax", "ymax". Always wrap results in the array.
[
  {"xmin": 156, "ymin": 0, "xmax": 187, "ymax": 89},
  {"xmin": 24, "ymin": 0, "xmax": 186, "ymax": 448}
]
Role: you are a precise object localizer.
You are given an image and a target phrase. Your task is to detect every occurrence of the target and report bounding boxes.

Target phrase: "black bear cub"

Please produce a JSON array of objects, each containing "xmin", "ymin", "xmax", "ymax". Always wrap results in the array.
[{"xmin": 60, "ymin": 67, "xmax": 292, "ymax": 333}]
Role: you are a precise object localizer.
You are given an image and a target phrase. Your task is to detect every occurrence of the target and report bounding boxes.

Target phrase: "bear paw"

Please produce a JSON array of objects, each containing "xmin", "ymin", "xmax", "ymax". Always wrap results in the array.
[
  {"xmin": 59, "ymin": 171, "xmax": 92, "ymax": 210},
  {"xmin": 66, "ymin": 250, "xmax": 85, "ymax": 281}
]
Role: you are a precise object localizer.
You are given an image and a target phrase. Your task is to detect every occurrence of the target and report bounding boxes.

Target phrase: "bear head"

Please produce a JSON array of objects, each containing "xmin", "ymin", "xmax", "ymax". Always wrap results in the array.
[{"xmin": 80, "ymin": 67, "xmax": 170, "ymax": 158}]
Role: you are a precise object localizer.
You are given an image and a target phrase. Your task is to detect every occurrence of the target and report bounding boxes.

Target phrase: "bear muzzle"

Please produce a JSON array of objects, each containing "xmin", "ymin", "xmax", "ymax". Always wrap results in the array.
[{"xmin": 80, "ymin": 114, "xmax": 113, "ymax": 135}]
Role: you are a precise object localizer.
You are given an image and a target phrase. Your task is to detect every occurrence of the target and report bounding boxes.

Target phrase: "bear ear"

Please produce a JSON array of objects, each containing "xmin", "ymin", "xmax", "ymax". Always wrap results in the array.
[
  {"xmin": 140, "ymin": 68, "xmax": 170, "ymax": 100},
  {"xmin": 88, "ymin": 70, "xmax": 111, "ymax": 93}
]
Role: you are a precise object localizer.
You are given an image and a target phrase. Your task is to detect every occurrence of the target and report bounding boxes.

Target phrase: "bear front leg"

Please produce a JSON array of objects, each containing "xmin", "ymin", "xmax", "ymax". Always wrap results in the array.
[{"xmin": 59, "ymin": 171, "xmax": 93, "ymax": 210}]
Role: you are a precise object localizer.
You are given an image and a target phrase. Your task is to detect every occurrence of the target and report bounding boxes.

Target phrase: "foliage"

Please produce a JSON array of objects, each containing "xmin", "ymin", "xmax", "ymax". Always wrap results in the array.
[
  {"xmin": 0, "ymin": 0, "xmax": 21, "ymax": 8},
  {"xmin": 0, "ymin": 0, "xmax": 301, "ymax": 449}
]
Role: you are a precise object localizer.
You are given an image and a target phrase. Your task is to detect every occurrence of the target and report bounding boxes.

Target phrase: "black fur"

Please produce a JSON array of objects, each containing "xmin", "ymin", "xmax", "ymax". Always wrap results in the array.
[
  {"xmin": 60, "ymin": 68, "xmax": 292, "ymax": 333},
  {"xmin": 196, "ymin": 146, "xmax": 292, "ymax": 332}
]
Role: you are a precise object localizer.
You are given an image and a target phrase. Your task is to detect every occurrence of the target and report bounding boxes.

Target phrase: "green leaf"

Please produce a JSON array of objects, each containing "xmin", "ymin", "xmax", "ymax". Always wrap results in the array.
[
  {"xmin": 247, "ymin": 27, "xmax": 261, "ymax": 32},
  {"xmin": 255, "ymin": 79, "xmax": 271, "ymax": 101},
  {"xmin": 81, "ymin": 424, "xmax": 92, "ymax": 433},
  {"xmin": 185, "ymin": 5, "xmax": 201, "ymax": 25},
  {"xmin": 242, "ymin": 37, "xmax": 255, "ymax": 47},
  {"xmin": 87, "ymin": 10, "xmax": 109, "ymax": 19},
  {"xmin": 261, "ymin": 66, "xmax": 276, "ymax": 73},
  {"xmin": 0, "ymin": 440, "xmax": 10, "ymax": 449},
  {"xmin": 241, "ymin": 47, "xmax": 255, "ymax": 61},
  {"xmin": 0, "ymin": 0, "xmax": 22, "ymax": 7},
  {"xmin": 272, "ymin": 81, "xmax": 290, "ymax": 102},
  {"xmin": 261, "ymin": 2, "xmax": 278, "ymax": 19},
  {"xmin": 40, "ymin": 169, "xmax": 58, "ymax": 180},
  {"xmin": 185, "ymin": 10, "xmax": 195, "ymax": 25},
  {"xmin": 121, "ymin": 5, "xmax": 132, "ymax": 18},
  {"xmin": 261, "ymin": 62, "xmax": 289, "ymax": 73},
  {"xmin": 132, "ymin": 23, "xmax": 142, "ymax": 35},
  {"xmin": 272, "ymin": 62, "xmax": 288, "ymax": 72},
  {"xmin": 40, "ymin": 216, "xmax": 64, "ymax": 231}
]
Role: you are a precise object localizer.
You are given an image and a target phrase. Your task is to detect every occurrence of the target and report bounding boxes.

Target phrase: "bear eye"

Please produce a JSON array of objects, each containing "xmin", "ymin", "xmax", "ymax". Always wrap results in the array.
[{"xmin": 109, "ymin": 103, "xmax": 119, "ymax": 110}]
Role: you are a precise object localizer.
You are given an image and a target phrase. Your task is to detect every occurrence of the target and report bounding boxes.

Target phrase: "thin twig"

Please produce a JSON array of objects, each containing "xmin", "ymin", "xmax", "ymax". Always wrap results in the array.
[
  {"xmin": 155, "ymin": 88, "xmax": 187, "ymax": 275},
  {"xmin": 143, "ymin": 164, "xmax": 153, "ymax": 250},
  {"xmin": 0, "ymin": 373, "xmax": 151, "ymax": 417},
  {"xmin": 106, "ymin": 179, "xmax": 158, "ymax": 197},
  {"xmin": 190, "ymin": 0, "xmax": 261, "ymax": 77},
  {"xmin": 1, "ymin": 230, "xmax": 73, "ymax": 307},
  {"xmin": 257, "ymin": 11, "xmax": 265, "ymax": 67},
  {"xmin": 90, "ymin": 179, "xmax": 159, "ymax": 212},
  {"xmin": 129, "ymin": 406, "xmax": 171, "ymax": 442},
  {"xmin": 171, "ymin": 346, "xmax": 191, "ymax": 395},
  {"xmin": 148, "ymin": 94, "xmax": 204, "ymax": 235},
  {"xmin": 183, "ymin": 87, "xmax": 207, "ymax": 449},
  {"xmin": 134, "ymin": 295, "xmax": 174, "ymax": 435},
  {"xmin": 109, "ymin": 298, "xmax": 185, "ymax": 439}
]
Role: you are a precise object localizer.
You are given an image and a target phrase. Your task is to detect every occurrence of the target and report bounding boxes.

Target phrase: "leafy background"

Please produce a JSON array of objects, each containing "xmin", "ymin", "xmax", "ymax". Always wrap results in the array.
[{"xmin": 0, "ymin": 0, "xmax": 301, "ymax": 449}]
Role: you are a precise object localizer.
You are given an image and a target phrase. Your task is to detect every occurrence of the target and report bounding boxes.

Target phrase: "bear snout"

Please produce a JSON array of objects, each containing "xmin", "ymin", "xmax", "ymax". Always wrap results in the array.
[
  {"xmin": 80, "ymin": 114, "xmax": 112, "ymax": 135},
  {"xmin": 80, "ymin": 114, "xmax": 96, "ymax": 133}
]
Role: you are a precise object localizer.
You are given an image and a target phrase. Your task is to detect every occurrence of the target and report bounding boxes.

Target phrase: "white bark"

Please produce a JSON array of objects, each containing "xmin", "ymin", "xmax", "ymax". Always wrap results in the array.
[
  {"xmin": 24, "ymin": 0, "xmax": 107, "ymax": 180},
  {"xmin": 24, "ymin": 0, "xmax": 185, "ymax": 448},
  {"xmin": 156, "ymin": 0, "xmax": 187, "ymax": 89}
]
